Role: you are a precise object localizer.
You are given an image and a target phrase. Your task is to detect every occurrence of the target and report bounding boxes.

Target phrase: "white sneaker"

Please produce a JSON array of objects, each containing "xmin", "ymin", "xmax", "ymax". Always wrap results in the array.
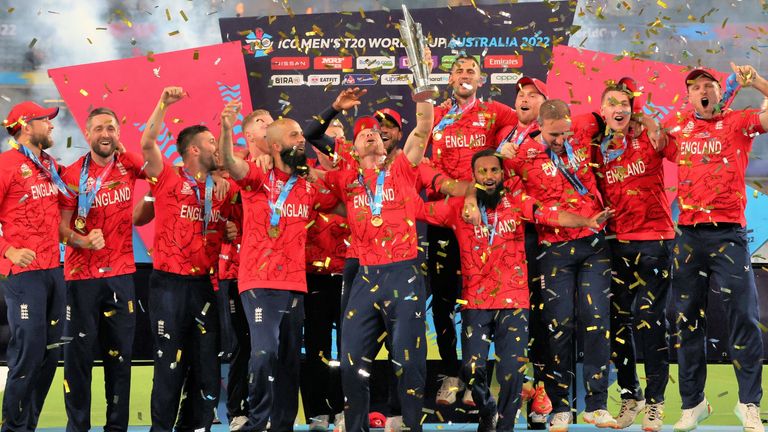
[
  {"xmin": 462, "ymin": 388, "xmax": 476, "ymax": 407},
  {"xmin": 734, "ymin": 403, "xmax": 764, "ymax": 432},
  {"xmin": 528, "ymin": 411, "xmax": 548, "ymax": 427},
  {"xmin": 436, "ymin": 376, "xmax": 463, "ymax": 405},
  {"xmin": 674, "ymin": 398, "xmax": 712, "ymax": 432},
  {"xmin": 615, "ymin": 399, "xmax": 645, "ymax": 428},
  {"xmin": 384, "ymin": 415, "xmax": 403, "ymax": 432},
  {"xmin": 643, "ymin": 402, "xmax": 664, "ymax": 432},
  {"xmin": 310, "ymin": 414, "xmax": 330, "ymax": 431},
  {"xmin": 333, "ymin": 412, "xmax": 345, "ymax": 432},
  {"xmin": 583, "ymin": 409, "xmax": 618, "ymax": 428},
  {"xmin": 229, "ymin": 416, "xmax": 248, "ymax": 432},
  {"xmin": 549, "ymin": 411, "xmax": 572, "ymax": 432}
]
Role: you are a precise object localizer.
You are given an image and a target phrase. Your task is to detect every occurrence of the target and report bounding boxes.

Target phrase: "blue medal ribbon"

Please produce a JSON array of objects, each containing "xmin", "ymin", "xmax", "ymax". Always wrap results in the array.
[
  {"xmin": 358, "ymin": 170, "xmax": 386, "ymax": 218},
  {"xmin": 496, "ymin": 122, "xmax": 535, "ymax": 152},
  {"xmin": 10, "ymin": 138, "xmax": 73, "ymax": 198},
  {"xmin": 432, "ymin": 99, "xmax": 477, "ymax": 138},
  {"xmin": 182, "ymin": 169, "xmax": 214, "ymax": 235},
  {"xmin": 478, "ymin": 203, "xmax": 498, "ymax": 246},
  {"xmin": 77, "ymin": 153, "xmax": 115, "ymax": 222},
  {"xmin": 599, "ymin": 133, "xmax": 626, "ymax": 164},
  {"xmin": 545, "ymin": 138, "xmax": 588, "ymax": 196},
  {"xmin": 268, "ymin": 171, "xmax": 298, "ymax": 228}
]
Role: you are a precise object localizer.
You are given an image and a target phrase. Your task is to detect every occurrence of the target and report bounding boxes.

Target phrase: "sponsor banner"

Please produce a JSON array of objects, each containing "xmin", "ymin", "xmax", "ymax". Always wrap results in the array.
[
  {"xmin": 429, "ymin": 74, "xmax": 450, "ymax": 85},
  {"xmin": 490, "ymin": 72, "xmax": 523, "ymax": 84},
  {"xmin": 399, "ymin": 55, "xmax": 439, "ymax": 69},
  {"xmin": 484, "ymin": 54, "xmax": 523, "ymax": 69},
  {"xmin": 342, "ymin": 73, "xmax": 378, "ymax": 86},
  {"xmin": 48, "ymin": 42, "xmax": 252, "ymax": 263},
  {"xmin": 307, "ymin": 74, "xmax": 341, "ymax": 86},
  {"xmin": 313, "ymin": 56, "xmax": 353, "ymax": 70},
  {"xmin": 270, "ymin": 74, "xmax": 305, "ymax": 86},
  {"xmin": 356, "ymin": 55, "xmax": 396, "ymax": 70},
  {"xmin": 380, "ymin": 73, "xmax": 413, "ymax": 85},
  {"xmin": 270, "ymin": 56, "xmax": 310, "ymax": 70},
  {"xmin": 219, "ymin": 4, "xmax": 574, "ymax": 140}
]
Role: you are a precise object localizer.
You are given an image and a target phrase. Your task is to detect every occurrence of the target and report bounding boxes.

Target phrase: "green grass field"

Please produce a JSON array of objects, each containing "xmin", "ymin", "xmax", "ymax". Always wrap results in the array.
[{"xmin": 3, "ymin": 363, "xmax": 766, "ymax": 427}]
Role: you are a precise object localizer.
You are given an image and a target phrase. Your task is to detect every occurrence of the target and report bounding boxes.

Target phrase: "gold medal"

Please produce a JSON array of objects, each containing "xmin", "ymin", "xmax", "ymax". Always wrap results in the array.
[
  {"xmin": 74, "ymin": 217, "xmax": 86, "ymax": 232},
  {"xmin": 433, "ymin": 130, "xmax": 443, "ymax": 141},
  {"xmin": 268, "ymin": 226, "xmax": 280, "ymax": 238},
  {"xmin": 371, "ymin": 216, "xmax": 383, "ymax": 227}
]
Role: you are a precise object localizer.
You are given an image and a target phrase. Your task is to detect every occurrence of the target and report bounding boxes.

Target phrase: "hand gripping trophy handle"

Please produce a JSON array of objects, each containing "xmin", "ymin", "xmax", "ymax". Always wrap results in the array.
[{"xmin": 399, "ymin": 5, "xmax": 439, "ymax": 102}]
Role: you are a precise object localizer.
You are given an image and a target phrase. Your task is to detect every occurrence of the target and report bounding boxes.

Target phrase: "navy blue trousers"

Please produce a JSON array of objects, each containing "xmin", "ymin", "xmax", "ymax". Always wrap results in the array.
[
  {"xmin": 217, "ymin": 278, "xmax": 250, "ymax": 421},
  {"xmin": 461, "ymin": 308, "xmax": 529, "ymax": 432},
  {"xmin": 609, "ymin": 239, "xmax": 671, "ymax": 404},
  {"xmin": 300, "ymin": 273, "xmax": 344, "ymax": 420},
  {"xmin": 674, "ymin": 225, "xmax": 763, "ymax": 408},
  {"xmin": 538, "ymin": 233, "xmax": 612, "ymax": 413},
  {"xmin": 148, "ymin": 270, "xmax": 220, "ymax": 432},
  {"xmin": 427, "ymin": 225, "xmax": 462, "ymax": 377},
  {"xmin": 341, "ymin": 259, "xmax": 426, "ymax": 432},
  {"xmin": 341, "ymin": 258, "xmax": 401, "ymax": 417},
  {"xmin": 64, "ymin": 274, "xmax": 136, "ymax": 432},
  {"xmin": 240, "ymin": 288, "xmax": 304, "ymax": 432},
  {"xmin": 1, "ymin": 267, "xmax": 65, "ymax": 432}
]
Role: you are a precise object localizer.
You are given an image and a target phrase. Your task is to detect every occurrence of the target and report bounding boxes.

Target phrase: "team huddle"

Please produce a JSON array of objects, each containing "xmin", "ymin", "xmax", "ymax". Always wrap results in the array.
[{"xmin": 1, "ymin": 46, "xmax": 767, "ymax": 432}]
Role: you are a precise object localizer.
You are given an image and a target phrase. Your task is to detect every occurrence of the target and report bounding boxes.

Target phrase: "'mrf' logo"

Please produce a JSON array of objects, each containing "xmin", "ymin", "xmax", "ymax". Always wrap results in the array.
[{"xmin": 244, "ymin": 28, "xmax": 273, "ymax": 58}]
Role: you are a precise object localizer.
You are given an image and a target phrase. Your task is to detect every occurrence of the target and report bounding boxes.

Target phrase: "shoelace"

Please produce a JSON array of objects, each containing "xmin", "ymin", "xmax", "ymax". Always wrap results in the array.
[
  {"xmin": 646, "ymin": 405, "xmax": 662, "ymax": 421},
  {"xmin": 618, "ymin": 401, "xmax": 633, "ymax": 417}
]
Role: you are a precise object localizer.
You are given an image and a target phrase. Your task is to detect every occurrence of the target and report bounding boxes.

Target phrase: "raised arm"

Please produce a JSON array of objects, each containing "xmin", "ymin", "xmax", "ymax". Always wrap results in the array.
[
  {"xmin": 141, "ymin": 87, "xmax": 185, "ymax": 179},
  {"xmin": 305, "ymin": 88, "xmax": 367, "ymax": 156},
  {"xmin": 730, "ymin": 62, "xmax": 768, "ymax": 131},
  {"xmin": 220, "ymin": 101, "xmax": 250, "ymax": 181},
  {"xmin": 133, "ymin": 192, "xmax": 155, "ymax": 227}
]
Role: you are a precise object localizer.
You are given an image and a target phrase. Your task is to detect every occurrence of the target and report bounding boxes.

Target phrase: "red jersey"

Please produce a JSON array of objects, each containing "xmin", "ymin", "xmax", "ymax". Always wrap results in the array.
[
  {"xmin": 431, "ymin": 99, "xmax": 518, "ymax": 181},
  {"xmin": 149, "ymin": 162, "xmax": 235, "ymax": 277},
  {"xmin": 324, "ymin": 153, "xmax": 421, "ymax": 266},
  {"xmin": 420, "ymin": 193, "xmax": 558, "ymax": 309},
  {"xmin": 237, "ymin": 162, "xmax": 337, "ymax": 292},
  {"xmin": 506, "ymin": 134, "xmax": 604, "ymax": 244},
  {"xmin": 218, "ymin": 193, "xmax": 242, "ymax": 281},
  {"xmin": 665, "ymin": 109, "xmax": 765, "ymax": 226},
  {"xmin": 571, "ymin": 114, "xmax": 675, "ymax": 241},
  {"xmin": 306, "ymin": 212, "xmax": 349, "ymax": 274},
  {"xmin": 341, "ymin": 154, "xmax": 448, "ymax": 260},
  {"xmin": 59, "ymin": 151, "xmax": 146, "ymax": 280},
  {"xmin": 0, "ymin": 148, "xmax": 62, "ymax": 275}
]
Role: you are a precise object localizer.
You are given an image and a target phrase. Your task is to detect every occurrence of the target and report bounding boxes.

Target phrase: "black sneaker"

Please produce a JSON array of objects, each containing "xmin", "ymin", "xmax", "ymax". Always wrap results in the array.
[{"xmin": 477, "ymin": 413, "xmax": 498, "ymax": 432}]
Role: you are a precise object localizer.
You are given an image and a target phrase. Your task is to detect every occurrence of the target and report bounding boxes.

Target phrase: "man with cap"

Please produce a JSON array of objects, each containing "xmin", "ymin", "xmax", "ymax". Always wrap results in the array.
[
  {"xmin": 57, "ymin": 107, "xmax": 147, "ymax": 432},
  {"xmin": 375, "ymin": 108, "xmax": 404, "ymax": 152},
  {"xmin": 319, "ymin": 67, "xmax": 436, "ymax": 432},
  {"xmin": 665, "ymin": 63, "xmax": 768, "ymax": 432},
  {"xmin": 429, "ymin": 53, "xmax": 519, "ymax": 406},
  {"xmin": 569, "ymin": 80, "xmax": 674, "ymax": 431},
  {"xmin": 493, "ymin": 76, "xmax": 552, "ymax": 430},
  {"xmin": 304, "ymin": 88, "xmax": 468, "ymax": 432},
  {"xmin": 0, "ymin": 101, "xmax": 68, "ymax": 431}
]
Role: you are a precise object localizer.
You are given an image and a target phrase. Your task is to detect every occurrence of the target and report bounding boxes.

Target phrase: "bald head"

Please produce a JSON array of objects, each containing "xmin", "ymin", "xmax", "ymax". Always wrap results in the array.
[{"xmin": 266, "ymin": 118, "xmax": 301, "ymax": 146}]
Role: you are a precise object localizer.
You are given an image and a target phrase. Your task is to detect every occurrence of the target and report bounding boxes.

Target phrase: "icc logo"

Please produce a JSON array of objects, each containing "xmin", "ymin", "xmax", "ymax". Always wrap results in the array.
[{"xmin": 245, "ymin": 28, "xmax": 273, "ymax": 58}]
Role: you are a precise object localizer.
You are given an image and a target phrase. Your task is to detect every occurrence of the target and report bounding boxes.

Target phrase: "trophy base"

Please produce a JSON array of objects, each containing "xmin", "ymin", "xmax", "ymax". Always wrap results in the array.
[{"xmin": 412, "ymin": 85, "xmax": 439, "ymax": 102}]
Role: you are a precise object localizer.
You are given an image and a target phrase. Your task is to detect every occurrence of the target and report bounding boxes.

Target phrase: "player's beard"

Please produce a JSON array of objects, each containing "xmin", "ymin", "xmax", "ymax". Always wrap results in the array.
[
  {"xmin": 477, "ymin": 183, "xmax": 503, "ymax": 209},
  {"xmin": 30, "ymin": 132, "xmax": 53, "ymax": 150},
  {"xmin": 90, "ymin": 138, "xmax": 117, "ymax": 159},
  {"xmin": 280, "ymin": 146, "xmax": 308, "ymax": 176}
]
